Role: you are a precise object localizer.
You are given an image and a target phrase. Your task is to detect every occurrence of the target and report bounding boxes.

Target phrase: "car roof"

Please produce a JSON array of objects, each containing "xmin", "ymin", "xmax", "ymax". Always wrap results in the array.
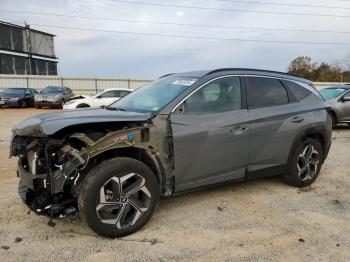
[
  {"xmin": 166, "ymin": 68, "xmax": 312, "ymax": 85},
  {"xmin": 102, "ymin": 88, "xmax": 132, "ymax": 91}
]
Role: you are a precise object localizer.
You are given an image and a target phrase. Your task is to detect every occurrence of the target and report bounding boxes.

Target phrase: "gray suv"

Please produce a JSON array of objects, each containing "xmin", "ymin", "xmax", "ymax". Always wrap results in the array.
[
  {"xmin": 319, "ymin": 86, "xmax": 350, "ymax": 125},
  {"xmin": 34, "ymin": 86, "xmax": 74, "ymax": 108},
  {"xmin": 11, "ymin": 69, "xmax": 332, "ymax": 238}
]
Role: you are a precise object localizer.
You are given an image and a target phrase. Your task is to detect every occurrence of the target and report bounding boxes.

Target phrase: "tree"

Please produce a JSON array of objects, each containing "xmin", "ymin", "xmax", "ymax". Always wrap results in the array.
[
  {"xmin": 287, "ymin": 56, "xmax": 317, "ymax": 80},
  {"xmin": 287, "ymin": 56, "xmax": 347, "ymax": 82},
  {"xmin": 314, "ymin": 62, "xmax": 341, "ymax": 82}
]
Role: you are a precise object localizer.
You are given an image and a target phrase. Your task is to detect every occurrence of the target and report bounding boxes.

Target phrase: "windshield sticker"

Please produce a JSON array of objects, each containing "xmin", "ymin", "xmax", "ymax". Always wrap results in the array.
[{"xmin": 172, "ymin": 79, "xmax": 197, "ymax": 86}]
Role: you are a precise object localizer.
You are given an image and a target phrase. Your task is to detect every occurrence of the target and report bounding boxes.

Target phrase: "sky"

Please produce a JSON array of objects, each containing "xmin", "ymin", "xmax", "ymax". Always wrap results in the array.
[{"xmin": 1, "ymin": 0, "xmax": 350, "ymax": 78}]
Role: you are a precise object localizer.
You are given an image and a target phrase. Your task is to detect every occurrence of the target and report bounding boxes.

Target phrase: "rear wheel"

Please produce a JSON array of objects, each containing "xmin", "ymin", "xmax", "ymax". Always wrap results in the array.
[
  {"xmin": 330, "ymin": 111, "xmax": 338, "ymax": 126},
  {"xmin": 283, "ymin": 138, "xmax": 323, "ymax": 187},
  {"xmin": 78, "ymin": 157, "xmax": 159, "ymax": 238},
  {"xmin": 19, "ymin": 100, "xmax": 27, "ymax": 108},
  {"xmin": 77, "ymin": 103, "xmax": 90, "ymax": 108}
]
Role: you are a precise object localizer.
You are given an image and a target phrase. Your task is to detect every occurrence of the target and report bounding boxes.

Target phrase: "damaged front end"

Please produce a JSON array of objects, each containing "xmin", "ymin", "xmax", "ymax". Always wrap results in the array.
[
  {"xmin": 12, "ymin": 135, "xmax": 86, "ymax": 216},
  {"xmin": 10, "ymin": 108, "xmax": 173, "ymax": 218}
]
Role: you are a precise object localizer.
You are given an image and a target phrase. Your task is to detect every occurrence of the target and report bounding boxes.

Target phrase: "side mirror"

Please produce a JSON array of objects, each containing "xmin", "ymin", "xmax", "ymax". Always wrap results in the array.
[
  {"xmin": 342, "ymin": 96, "xmax": 350, "ymax": 102},
  {"xmin": 174, "ymin": 102, "xmax": 186, "ymax": 115}
]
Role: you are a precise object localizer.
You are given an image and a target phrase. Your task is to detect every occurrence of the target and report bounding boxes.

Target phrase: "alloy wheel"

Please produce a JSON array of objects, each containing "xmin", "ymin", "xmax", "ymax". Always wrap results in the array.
[
  {"xmin": 297, "ymin": 144, "xmax": 320, "ymax": 181},
  {"xmin": 96, "ymin": 173, "xmax": 151, "ymax": 229}
]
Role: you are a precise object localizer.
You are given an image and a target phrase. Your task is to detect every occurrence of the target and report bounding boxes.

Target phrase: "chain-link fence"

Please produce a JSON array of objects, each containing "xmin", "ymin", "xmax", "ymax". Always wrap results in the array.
[{"xmin": 0, "ymin": 75, "xmax": 153, "ymax": 94}]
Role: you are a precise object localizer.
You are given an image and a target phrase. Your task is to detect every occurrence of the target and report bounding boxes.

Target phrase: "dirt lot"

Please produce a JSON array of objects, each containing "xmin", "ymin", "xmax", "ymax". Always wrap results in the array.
[{"xmin": 0, "ymin": 108, "xmax": 349, "ymax": 262}]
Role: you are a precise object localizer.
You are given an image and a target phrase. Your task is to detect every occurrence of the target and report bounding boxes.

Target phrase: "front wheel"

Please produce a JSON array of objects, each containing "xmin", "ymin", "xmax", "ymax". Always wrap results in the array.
[
  {"xmin": 283, "ymin": 138, "xmax": 324, "ymax": 187},
  {"xmin": 78, "ymin": 157, "xmax": 159, "ymax": 238}
]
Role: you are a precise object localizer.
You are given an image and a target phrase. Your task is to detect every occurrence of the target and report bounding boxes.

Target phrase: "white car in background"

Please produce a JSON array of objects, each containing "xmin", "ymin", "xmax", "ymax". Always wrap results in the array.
[{"xmin": 63, "ymin": 88, "xmax": 132, "ymax": 110}]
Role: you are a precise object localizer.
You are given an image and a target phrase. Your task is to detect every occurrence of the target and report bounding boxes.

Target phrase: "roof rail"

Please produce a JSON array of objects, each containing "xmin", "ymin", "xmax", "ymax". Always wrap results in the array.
[
  {"xmin": 159, "ymin": 73, "xmax": 174, "ymax": 79},
  {"xmin": 205, "ymin": 68, "xmax": 300, "ymax": 78}
]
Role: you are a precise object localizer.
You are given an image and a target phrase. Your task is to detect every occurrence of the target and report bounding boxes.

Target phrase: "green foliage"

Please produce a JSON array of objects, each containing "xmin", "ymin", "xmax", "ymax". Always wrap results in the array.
[{"xmin": 287, "ymin": 56, "xmax": 350, "ymax": 82}]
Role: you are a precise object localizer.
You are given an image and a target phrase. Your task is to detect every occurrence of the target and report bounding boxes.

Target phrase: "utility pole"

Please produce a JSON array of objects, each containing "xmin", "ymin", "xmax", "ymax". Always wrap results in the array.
[
  {"xmin": 341, "ymin": 73, "xmax": 343, "ymax": 84},
  {"xmin": 24, "ymin": 21, "xmax": 32, "ymax": 75}
]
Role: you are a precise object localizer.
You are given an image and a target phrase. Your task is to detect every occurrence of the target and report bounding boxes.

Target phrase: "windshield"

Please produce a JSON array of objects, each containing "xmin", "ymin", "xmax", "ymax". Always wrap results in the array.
[
  {"xmin": 110, "ymin": 75, "xmax": 198, "ymax": 112},
  {"xmin": 3, "ymin": 88, "xmax": 26, "ymax": 95},
  {"xmin": 42, "ymin": 86, "xmax": 63, "ymax": 94},
  {"xmin": 319, "ymin": 88, "xmax": 346, "ymax": 99}
]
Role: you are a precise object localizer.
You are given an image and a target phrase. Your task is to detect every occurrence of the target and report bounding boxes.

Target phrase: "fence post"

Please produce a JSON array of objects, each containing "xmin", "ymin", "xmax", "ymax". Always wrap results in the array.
[
  {"xmin": 60, "ymin": 77, "xmax": 64, "ymax": 88},
  {"xmin": 127, "ymin": 79, "xmax": 131, "ymax": 89},
  {"xmin": 26, "ymin": 76, "xmax": 29, "ymax": 89},
  {"xmin": 95, "ymin": 78, "xmax": 98, "ymax": 93}
]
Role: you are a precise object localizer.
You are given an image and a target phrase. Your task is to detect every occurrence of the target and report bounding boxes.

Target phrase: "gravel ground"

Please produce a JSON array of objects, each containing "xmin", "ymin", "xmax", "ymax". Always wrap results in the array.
[{"xmin": 0, "ymin": 108, "xmax": 349, "ymax": 262}]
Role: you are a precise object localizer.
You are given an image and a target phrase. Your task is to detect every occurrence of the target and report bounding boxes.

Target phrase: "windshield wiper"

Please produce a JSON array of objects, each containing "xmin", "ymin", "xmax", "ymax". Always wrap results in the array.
[{"xmin": 102, "ymin": 105, "xmax": 126, "ymax": 111}]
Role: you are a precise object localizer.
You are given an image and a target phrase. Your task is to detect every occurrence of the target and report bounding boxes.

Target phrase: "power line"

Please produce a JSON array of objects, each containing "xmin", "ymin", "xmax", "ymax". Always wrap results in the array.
[
  {"xmin": 215, "ymin": 0, "xmax": 350, "ymax": 10},
  {"xmin": 110, "ymin": 0, "xmax": 350, "ymax": 18},
  {"xmin": 1, "ymin": 9, "xmax": 350, "ymax": 34},
  {"xmin": 30, "ymin": 23, "xmax": 350, "ymax": 46}
]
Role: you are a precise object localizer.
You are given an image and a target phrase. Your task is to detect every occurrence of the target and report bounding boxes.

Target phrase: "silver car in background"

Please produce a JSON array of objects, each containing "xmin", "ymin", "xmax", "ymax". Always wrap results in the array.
[
  {"xmin": 319, "ymin": 86, "xmax": 350, "ymax": 125},
  {"xmin": 35, "ymin": 86, "xmax": 74, "ymax": 108}
]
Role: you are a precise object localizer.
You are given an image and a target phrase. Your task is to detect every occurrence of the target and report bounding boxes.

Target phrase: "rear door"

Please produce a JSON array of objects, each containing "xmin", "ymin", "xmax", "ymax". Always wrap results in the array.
[
  {"xmin": 245, "ymin": 76, "xmax": 303, "ymax": 175},
  {"xmin": 170, "ymin": 76, "xmax": 250, "ymax": 191}
]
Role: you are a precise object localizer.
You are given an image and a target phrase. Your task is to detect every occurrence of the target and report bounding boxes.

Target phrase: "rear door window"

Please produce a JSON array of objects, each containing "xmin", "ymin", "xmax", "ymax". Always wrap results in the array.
[
  {"xmin": 246, "ymin": 77, "xmax": 289, "ymax": 108},
  {"xmin": 98, "ymin": 91, "xmax": 116, "ymax": 98},
  {"xmin": 119, "ymin": 90, "xmax": 131, "ymax": 97}
]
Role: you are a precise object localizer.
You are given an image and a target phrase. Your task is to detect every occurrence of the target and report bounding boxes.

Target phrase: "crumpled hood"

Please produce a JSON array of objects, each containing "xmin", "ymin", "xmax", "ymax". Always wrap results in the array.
[{"xmin": 13, "ymin": 108, "xmax": 152, "ymax": 137}]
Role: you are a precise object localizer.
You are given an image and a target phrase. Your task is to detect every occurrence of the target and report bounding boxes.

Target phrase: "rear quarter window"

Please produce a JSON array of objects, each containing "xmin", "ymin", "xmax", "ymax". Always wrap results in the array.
[{"xmin": 283, "ymin": 80, "xmax": 312, "ymax": 101}]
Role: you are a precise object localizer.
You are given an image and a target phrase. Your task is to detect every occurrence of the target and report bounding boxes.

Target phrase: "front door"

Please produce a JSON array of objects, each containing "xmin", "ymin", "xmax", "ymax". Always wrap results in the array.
[
  {"xmin": 170, "ymin": 76, "xmax": 250, "ymax": 192},
  {"xmin": 338, "ymin": 91, "xmax": 350, "ymax": 121},
  {"xmin": 93, "ymin": 90, "xmax": 118, "ymax": 107}
]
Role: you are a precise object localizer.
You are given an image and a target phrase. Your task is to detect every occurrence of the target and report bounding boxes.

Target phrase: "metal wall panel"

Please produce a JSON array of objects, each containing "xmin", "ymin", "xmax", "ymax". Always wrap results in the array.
[
  {"xmin": 0, "ymin": 75, "xmax": 152, "ymax": 94},
  {"xmin": 0, "ymin": 23, "xmax": 24, "ymax": 52}
]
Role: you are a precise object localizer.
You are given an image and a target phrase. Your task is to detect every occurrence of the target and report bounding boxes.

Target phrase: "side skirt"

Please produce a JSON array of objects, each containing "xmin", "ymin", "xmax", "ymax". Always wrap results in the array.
[{"xmin": 172, "ymin": 165, "xmax": 286, "ymax": 196}]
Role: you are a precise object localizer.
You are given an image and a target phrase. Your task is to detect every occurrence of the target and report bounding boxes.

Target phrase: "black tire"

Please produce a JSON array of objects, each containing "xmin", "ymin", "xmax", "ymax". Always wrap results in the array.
[
  {"xmin": 76, "ymin": 103, "xmax": 90, "ymax": 108},
  {"xmin": 19, "ymin": 100, "xmax": 27, "ymax": 108},
  {"xmin": 78, "ymin": 157, "xmax": 159, "ymax": 238},
  {"xmin": 283, "ymin": 138, "xmax": 324, "ymax": 187},
  {"xmin": 330, "ymin": 111, "xmax": 337, "ymax": 126}
]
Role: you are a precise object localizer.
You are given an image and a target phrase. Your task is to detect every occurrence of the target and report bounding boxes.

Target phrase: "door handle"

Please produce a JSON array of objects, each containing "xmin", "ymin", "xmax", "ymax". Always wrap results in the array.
[
  {"xmin": 230, "ymin": 126, "xmax": 248, "ymax": 135},
  {"xmin": 291, "ymin": 116, "xmax": 304, "ymax": 123}
]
